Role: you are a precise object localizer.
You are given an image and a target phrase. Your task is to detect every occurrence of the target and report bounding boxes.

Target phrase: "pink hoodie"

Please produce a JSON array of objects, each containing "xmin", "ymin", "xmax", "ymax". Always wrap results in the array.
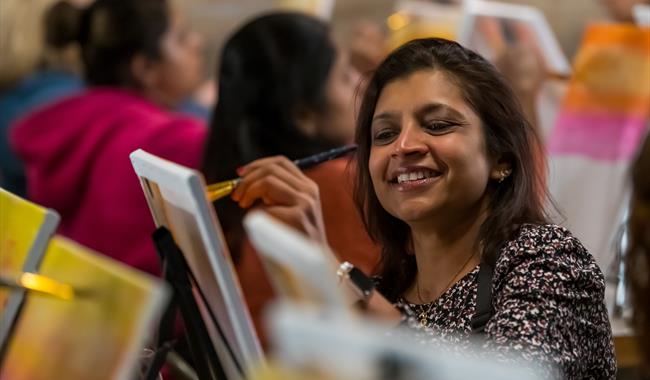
[{"xmin": 11, "ymin": 88, "xmax": 207, "ymax": 275}]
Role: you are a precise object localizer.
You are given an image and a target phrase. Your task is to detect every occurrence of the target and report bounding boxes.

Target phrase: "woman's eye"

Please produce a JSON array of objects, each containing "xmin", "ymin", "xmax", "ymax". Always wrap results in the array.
[
  {"xmin": 372, "ymin": 129, "xmax": 397, "ymax": 144},
  {"xmin": 424, "ymin": 121, "xmax": 456, "ymax": 133}
]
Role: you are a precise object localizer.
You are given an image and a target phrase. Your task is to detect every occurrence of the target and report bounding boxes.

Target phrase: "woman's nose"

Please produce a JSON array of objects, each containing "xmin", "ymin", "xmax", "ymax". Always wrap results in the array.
[{"xmin": 391, "ymin": 123, "xmax": 427, "ymax": 157}]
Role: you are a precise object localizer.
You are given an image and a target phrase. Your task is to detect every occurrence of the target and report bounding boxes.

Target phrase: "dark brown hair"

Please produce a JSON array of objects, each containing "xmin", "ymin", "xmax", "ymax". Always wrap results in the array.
[
  {"xmin": 627, "ymin": 134, "xmax": 650, "ymax": 370},
  {"xmin": 353, "ymin": 38, "xmax": 550, "ymax": 300},
  {"xmin": 202, "ymin": 12, "xmax": 340, "ymax": 259},
  {"xmin": 77, "ymin": 0, "xmax": 168, "ymax": 86}
]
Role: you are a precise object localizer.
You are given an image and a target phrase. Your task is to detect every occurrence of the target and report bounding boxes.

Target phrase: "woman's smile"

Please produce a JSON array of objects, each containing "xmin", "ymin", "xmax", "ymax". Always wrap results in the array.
[
  {"xmin": 387, "ymin": 165, "xmax": 443, "ymax": 192},
  {"xmin": 368, "ymin": 69, "xmax": 492, "ymax": 223}
]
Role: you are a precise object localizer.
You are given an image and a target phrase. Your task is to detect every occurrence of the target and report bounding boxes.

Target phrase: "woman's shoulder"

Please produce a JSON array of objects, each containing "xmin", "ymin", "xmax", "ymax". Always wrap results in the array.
[
  {"xmin": 505, "ymin": 223, "xmax": 589, "ymax": 257},
  {"xmin": 516, "ymin": 222, "xmax": 571, "ymax": 238},
  {"xmin": 488, "ymin": 224, "xmax": 614, "ymax": 378},
  {"xmin": 496, "ymin": 223, "xmax": 602, "ymax": 280}
]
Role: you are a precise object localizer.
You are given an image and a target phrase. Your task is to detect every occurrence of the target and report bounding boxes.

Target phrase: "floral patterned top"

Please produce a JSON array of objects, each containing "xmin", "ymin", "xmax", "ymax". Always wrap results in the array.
[{"xmin": 393, "ymin": 224, "xmax": 616, "ymax": 379}]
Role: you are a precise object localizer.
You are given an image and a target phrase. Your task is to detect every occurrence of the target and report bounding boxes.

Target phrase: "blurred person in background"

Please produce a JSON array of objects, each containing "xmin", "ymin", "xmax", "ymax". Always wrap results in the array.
[
  {"xmin": 10, "ymin": 0, "xmax": 206, "ymax": 275},
  {"xmin": 626, "ymin": 133, "xmax": 650, "ymax": 377},
  {"xmin": 494, "ymin": 0, "xmax": 650, "ymax": 139},
  {"xmin": 347, "ymin": 20, "xmax": 389, "ymax": 77},
  {"xmin": 0, "ymin": 0, "xmax": 85, "ymax": 197},
  {"xmin": 545, "ymin": 0, "xmax": 650, "ymax": 295},
  {"xmin": 494, "ymin": 43, "xmax": 546, "ymax": 134},
  {"xmin": 202, "ymin": 12, "xmax": 380, "ymax": 346}
]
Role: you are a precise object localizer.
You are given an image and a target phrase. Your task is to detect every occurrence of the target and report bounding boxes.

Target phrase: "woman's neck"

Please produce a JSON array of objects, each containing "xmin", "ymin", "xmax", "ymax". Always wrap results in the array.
[
  {"xmin": 140, "ymin": 87, "xmax": 176, "ymax": 110},
  {"xmin": 405, "ymin": 200, "xmax": 488, "ymax": 303}
]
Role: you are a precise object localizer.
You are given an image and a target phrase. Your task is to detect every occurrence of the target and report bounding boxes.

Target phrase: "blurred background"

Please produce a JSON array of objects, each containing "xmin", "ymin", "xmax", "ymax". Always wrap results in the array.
[
  {"xmin": 180, "ymin": 0, "xmax": 610, "ymax": 74},
  {"xmin": 1, "ymin": 0, "xmax": 648, "ymax": 378}
]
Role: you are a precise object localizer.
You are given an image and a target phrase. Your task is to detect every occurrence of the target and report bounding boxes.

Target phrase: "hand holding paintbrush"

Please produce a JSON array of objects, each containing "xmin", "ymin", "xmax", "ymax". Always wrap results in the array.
[
  {"xmin": 205, "ymin": 145, "xmax": 357, "ymax": 244},
  {"xmin": 205, "ymin": 144, "xmax": 357, "ymax": 202}
]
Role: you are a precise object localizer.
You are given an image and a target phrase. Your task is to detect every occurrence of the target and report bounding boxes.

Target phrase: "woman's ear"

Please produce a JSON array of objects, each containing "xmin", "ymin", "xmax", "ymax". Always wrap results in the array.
[
  {"xmin": 490, "ymin": 156, "xmax": 513, "ymax": 183},
  {"xmin": 294, "ymin": 107, "xmax": 319, "ymax": 138},
  {"xmin": 130, "ymin": 54, "xmax": 159, "ymax": 90}
]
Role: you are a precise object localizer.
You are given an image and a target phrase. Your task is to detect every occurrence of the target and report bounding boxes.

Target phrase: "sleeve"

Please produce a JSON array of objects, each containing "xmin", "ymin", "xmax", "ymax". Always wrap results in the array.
[
  {"xmin": 305, "ymin": 158, "xmax": 381, "ymax": 274},
  {"xmin": 483, "ymin": 226, "xmax": 616, "ymax": 379}
]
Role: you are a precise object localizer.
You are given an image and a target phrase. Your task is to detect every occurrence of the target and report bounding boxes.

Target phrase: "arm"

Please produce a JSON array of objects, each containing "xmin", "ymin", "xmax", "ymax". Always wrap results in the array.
[
  {"xmin": 484, "ymin": 228, "xmax": 615, "ymax": 378},
  {"xmin": 233, "ymin": 156, "xmax": 402, "ymax": 322},
  {"xmin": 494, "ymin": 44, "xmax": 544, "ymax": 130}
]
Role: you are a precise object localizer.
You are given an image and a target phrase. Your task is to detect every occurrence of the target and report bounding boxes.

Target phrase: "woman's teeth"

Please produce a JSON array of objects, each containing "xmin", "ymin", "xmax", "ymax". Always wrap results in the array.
[{"xmin": 396, "ymin": 170, "xmax": 436, "ymax": 184}]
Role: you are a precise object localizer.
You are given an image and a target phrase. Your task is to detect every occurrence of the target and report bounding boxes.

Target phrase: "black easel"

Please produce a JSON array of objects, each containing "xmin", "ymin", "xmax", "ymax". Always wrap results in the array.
[{"xmin": 147, "ymin": 227, "xmax": 237, "ymax": 380}]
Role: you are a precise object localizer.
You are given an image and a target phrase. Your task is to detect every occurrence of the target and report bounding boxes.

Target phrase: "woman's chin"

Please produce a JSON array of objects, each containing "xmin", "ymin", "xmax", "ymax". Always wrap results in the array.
[{"xmin": 390, "ymin": 205, "xmax": 437, "ymax": 225}]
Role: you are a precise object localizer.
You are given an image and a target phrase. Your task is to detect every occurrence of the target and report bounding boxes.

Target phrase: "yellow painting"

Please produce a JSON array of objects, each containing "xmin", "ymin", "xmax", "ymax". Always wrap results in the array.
[
  {"xmin": 0, "ymin": 188, "xmax": 58, "ymax": 310},
  {"xmin": 1, "ymin": 236, "xmax": 169, "ymax": 380}
]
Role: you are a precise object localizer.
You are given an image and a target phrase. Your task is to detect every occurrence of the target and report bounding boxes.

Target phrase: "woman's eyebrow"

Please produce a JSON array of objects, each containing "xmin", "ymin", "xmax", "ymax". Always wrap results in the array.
[
  {"xmin": 372, "ymin": 111, "xmax": 400, "ymax": 123},
  {"xmin": 415, "ymin": 103, "xmax": 466, "ymax": 121}
]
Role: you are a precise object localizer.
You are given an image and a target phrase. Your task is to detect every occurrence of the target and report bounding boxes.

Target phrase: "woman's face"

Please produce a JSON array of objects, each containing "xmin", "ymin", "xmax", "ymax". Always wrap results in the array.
[
  {"xmin": 312, "ymin": 49, "xmax": 361, "ymax": 144},
  {"xmin": 368, "ymin": 69, "xmax": 497, "ymax": 226},
  {"xmin": 151, "ymin": 9, "xmax": 204, "ymax": 106}
]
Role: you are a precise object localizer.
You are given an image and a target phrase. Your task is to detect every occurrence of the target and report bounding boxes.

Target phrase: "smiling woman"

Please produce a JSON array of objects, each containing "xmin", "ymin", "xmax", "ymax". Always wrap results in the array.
[
  {"xmin": 227, "ymin": 38, "xmax": 616, "ymax": 379},
  {"xmin": 355, "ymin": 39, "xmax": 544, "ymax": 303},
  {"xmin": 353, "ymin": 38, "xmax": 614, "ymax": 379},
  {"xmin": 368, "ymin": 71, "xmax": 495, "ymax": 231}
]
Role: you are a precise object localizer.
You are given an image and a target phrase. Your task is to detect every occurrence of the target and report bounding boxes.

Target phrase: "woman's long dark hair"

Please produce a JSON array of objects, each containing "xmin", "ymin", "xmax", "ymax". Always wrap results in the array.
[
  {"xmin": 353, "ymin": 38, "xmax": 550, "ymax": 301},
  {"xmin": 202, "ymin": 12, "xmax": 341, "ymax": 258},
  {"xmin": 627, "ymin": 134, "xmax": 650, "ymax": 370}
]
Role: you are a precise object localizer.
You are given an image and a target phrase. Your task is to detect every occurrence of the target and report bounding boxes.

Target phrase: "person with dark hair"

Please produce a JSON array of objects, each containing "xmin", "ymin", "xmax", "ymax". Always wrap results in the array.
[
  {"xmin": 226, "ymin": 38, "xmax": 615, "ymax": 378},
  {"xmin": 627, "ymin": 134, "xmax": 650, "ymax": 376},
  {"xmin": 0, "ymin": 0, "xmax": 85, "ymax": 197},
  {"xmin": 10, "ymin": 0, "xmax": 206, "ymax": 275},
  {"xmin": 202, "ymin": 12, "xmax": 379, "ymax": 345}
]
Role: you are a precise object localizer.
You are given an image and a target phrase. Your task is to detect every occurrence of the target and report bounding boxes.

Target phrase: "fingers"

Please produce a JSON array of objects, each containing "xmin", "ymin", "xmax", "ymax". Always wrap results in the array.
[
  {"xmin": 514, "ymin": 23, "xmax": 536, "ymax": 45},
  {"xmin": 263, "ymin": 204, "xmax": 327, "ymax": 245},
  {"xmin": 477, "ymin": 18, "xmax": 507, "ymax": 54},
  {"xmin": 231, "ymin": 155, "xmax": 327, "ymax": 244},
  {"xmin": 239, "ymin": 155, "xmax": 303, "ymax": 178},
  {"xmin": 232, "ymin": 156, "xmax": 318, "ymax": 207},
  {"xmin": 238, "ymin": 174, "xmax": 316, "ymax": 209}
]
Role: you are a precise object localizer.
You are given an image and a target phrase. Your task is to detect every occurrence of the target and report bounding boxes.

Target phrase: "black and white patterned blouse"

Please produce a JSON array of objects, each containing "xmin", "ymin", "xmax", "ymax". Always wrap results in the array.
[{"xmin": 393, "ymin": 224, "xmax": 616, "ymax": 379}]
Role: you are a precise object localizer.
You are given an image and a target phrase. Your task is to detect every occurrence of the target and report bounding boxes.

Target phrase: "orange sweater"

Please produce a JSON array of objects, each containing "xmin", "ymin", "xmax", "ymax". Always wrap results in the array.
[{"xmin": 235, "ymin": 157, "xmax": 380, "ymax": 347}]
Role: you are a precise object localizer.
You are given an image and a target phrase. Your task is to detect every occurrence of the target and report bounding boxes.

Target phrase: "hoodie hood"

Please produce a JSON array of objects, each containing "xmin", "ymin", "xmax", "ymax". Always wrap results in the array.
[
  {"xmin": 10, "ymin": 89, "xmax": 162, "ymax": 215},
  {"xmin": 10, "ymin": 88, "xmax": 206, "ymax": 274}
]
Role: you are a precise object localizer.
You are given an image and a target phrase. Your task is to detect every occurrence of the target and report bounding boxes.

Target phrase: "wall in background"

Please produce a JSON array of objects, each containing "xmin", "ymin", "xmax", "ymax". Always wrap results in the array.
[{"xmin": 177, "ymin": 0, "xmax": 611, "ymax": 79}]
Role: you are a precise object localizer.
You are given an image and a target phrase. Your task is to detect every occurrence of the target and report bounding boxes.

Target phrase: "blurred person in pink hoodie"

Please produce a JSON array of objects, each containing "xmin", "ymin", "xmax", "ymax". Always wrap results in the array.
[{"xmin": 10, "ymin": 0, "xmax": 206, "ymax": 275}]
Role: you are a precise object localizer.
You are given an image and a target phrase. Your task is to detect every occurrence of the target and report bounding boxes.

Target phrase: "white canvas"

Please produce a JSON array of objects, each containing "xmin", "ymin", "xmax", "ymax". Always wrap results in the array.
[
  {"xmin": 243, "ymin": 210, "xmax": 354, "ymax": 310},
  {"xmin": 458, "ymin": 0, "xmax": 571, "ymax": 77},
  {"xmin": 129, "ymin": 149, "xmax": 264, "ymax": 379}
]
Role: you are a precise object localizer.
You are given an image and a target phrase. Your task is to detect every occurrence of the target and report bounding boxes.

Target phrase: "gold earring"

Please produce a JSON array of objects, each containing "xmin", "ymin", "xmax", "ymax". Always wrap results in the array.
[{"xmin": 498, "ymin": 169, "xmax": 511, "ymax": 183}]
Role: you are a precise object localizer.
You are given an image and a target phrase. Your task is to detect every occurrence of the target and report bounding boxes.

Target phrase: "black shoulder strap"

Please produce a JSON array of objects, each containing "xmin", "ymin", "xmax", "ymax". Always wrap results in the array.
[{"xmin": 470, "ymin": 262, "xmax": 494, "ymax": 335}]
